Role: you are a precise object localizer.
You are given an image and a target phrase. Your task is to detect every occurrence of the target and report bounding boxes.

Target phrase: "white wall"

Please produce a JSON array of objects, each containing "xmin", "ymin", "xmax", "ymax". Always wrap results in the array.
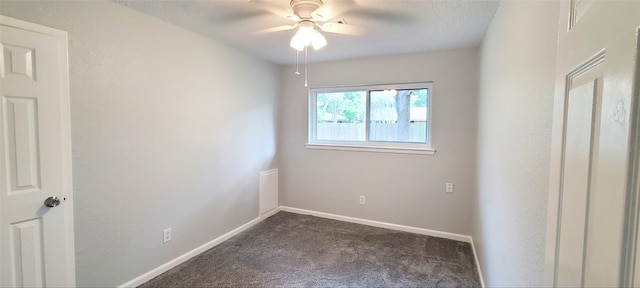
[
  {"xmin": 0, "ymin": 1, "xmax": 279, "ymax": 287},
  {"xmin": 474, "ymin": 1, "xmax": 559, "ymax": 286},
  {"xmin": 278, "ymin": 48, "xmax": 478, "ymax": 235}
]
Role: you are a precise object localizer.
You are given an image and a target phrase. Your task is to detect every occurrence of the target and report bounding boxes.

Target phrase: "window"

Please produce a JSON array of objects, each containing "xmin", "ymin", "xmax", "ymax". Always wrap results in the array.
[{"xmin": 307, "ymin": 82, "xmax": 434, "ymax": 155}]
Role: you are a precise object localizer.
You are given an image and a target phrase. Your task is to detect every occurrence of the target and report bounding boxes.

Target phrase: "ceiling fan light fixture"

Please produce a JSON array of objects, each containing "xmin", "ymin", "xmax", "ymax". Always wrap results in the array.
[
  {"xmin": 290, "ymin": 26, "xmax": 312, "ymax": 51},
  {"xmin": 311, "ymin": 30, "xmax": 327, "ymax": 50}
]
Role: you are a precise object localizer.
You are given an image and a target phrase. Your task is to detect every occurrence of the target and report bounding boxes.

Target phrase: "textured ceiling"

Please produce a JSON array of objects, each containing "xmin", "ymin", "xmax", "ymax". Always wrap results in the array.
[{"xmin": 115, "ymin": 0, "xmax": 500, "ymax": 65}]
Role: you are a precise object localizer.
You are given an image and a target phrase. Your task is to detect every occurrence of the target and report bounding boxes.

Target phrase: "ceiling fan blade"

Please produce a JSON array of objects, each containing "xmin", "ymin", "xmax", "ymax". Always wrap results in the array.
[
  {"xmin": 250, "ymin": 1, "xmax": 300, "ymax": 22},
  {"xmin": 319, "ymin": 22, "xmax": 364, "ymax": 36},
  {"xmin": 311, "ymin": 0, "xmax": 357, "ymax": 21},
  {"xmin": 251, "ymin": 24, "xmax": 297, "ymax": 35}
]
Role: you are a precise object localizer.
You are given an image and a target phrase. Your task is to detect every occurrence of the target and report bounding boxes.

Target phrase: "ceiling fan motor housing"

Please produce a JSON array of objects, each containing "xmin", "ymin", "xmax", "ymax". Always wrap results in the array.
[{"xmin": 290, "ymin": 0, "xmax": 323, "ymax": 19}]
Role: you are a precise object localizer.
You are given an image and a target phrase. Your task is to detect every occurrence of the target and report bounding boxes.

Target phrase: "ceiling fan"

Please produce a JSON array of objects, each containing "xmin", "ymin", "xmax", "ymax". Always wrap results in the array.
[
  {"xmin": 251, "ymin": 0, "xmax": 365, "ymax": 51},
  {"xmin": 242, "ymin": 0, "xmax": 400, "ymax": 86}
]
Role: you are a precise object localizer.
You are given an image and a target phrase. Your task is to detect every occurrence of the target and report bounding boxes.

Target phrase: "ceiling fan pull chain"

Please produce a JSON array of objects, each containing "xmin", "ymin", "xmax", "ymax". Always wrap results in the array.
[
  {"xmin": 294, "ymin": 50, "xmax": 301, "ymax": 75},
  {"xmin": 304, "ymin": 45, "xmax": 308, "ymax": 87}
]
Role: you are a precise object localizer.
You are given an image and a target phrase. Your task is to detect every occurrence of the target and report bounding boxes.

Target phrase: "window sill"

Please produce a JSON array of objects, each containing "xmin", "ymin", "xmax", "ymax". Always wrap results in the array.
[{"xmin": 305, "ymin": 143, "xmax": 436, "ymax": 155}]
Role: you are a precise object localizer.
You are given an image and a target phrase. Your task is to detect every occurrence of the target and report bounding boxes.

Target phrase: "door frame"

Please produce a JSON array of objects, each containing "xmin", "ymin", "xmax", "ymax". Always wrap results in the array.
[
  {"xmin": 0, "ymin": 15, "xmax": 76, "ymax": 286},
  {"xmin": 620, "ymin": 29, "xmax": 640, "ymax": 287}
]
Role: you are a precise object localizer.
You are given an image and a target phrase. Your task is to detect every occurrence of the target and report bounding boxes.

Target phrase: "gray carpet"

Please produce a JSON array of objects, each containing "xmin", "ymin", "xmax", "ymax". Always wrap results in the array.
[{"xmin": 139, "ymin": 212, "xmax": 481, "ymax": 287}]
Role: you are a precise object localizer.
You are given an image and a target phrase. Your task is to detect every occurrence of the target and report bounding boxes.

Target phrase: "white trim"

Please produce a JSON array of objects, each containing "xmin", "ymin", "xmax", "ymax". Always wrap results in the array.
[
  {"xmin": 0, "ymin": 15, "xmax": 66, "ymax": 35},
  {"xmin": 120, "ymin": 206, "xmax": 485, "ymax": 286},
  {"xmin": 260, "ymin": 205, "xmax": 281, "ymax": 220},
  {"xmin": 280, "ymin": 206, "xmax": 485, "ymax": 284},
  {"xmin": 305, "ymin": 143, "xmax": 436, "ymax": 155},
  {"xmin": 117, "ymin": 213, "xmax": 277, "ymax": 288},
  {"xmin": 470, "ymin": 238, "xmax": 485, "ymax": 288},
  {"xmin": 280, "ymin": 206, "xmax": 471, "ymax": 243},
  {"xmin": 0, "ymin": 15, "xmax": 76, "ymax": 287},
  {"xmin": 308, "ymin": 82, "xmax": 434, "ymax": 151}
]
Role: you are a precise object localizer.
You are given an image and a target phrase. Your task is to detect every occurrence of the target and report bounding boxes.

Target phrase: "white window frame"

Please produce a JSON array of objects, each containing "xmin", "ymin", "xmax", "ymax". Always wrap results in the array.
[{"xmin": 306, "ymin": 82, "xmax": 435, "ymax": 155}]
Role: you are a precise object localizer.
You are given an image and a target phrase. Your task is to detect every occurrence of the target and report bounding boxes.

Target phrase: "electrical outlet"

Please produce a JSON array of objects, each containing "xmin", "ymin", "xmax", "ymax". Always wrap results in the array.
[
  {"xmin": 163, "ymin": 228, "xmax": 172, "ymax": 243},
  {"xmin": 359, "ymin": 195, "xmax": 366, "ymax": 205},
  {"xmin": 446, "ymin": 183, "xmax": 454, "ymax": 193}
]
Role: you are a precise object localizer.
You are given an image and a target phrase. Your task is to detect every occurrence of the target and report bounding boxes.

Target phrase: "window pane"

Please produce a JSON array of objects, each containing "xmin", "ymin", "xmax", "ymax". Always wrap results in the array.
[
  {"xmin": 316, "ymin": 91, "xmax": 366, "ymax": 141},
  {"xmin": 369, "ymin": 88, "xmax": 428, "ymax": 143}
]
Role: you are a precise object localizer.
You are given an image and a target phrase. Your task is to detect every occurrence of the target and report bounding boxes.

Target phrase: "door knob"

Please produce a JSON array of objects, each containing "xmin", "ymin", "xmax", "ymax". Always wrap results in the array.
[{"xmin": 44, "ymin": 196, "xmax": 61, "ymax": 208}]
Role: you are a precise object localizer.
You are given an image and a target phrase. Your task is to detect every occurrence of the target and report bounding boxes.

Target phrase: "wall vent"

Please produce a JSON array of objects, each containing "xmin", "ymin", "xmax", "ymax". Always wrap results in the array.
[{"xmin": 259, "ymin": 169, "xmax": 278, "ymax": 217}]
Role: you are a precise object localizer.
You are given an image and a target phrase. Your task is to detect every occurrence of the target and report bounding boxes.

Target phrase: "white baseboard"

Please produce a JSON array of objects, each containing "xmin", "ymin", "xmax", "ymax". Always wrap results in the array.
[
  {"xmin": 260, "ymin": 206, "xmax": 282, "ymax": 220},
  {"xmin": 118, "ymin": 215, "xmax": 268, "ymax": 288},
  {"xmin": 280, "ymin": 206, "xmax": 471, "ymax": 243},
  {"xmin": 280, "ymin": 206, "xmax": 485, "ymax": 287},
  {"xmin": 470, "ymin": 237, "xmax": 485, "ymax": 287},
  {"xmin": 119, "ymin": 206, "xmax": 485, "ymax": 287}
]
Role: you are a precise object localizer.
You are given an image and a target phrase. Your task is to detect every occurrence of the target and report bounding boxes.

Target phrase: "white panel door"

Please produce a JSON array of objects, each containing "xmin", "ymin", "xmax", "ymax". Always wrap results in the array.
[
  {"xmin": 0, "ymin": 16, "xmax": 75, "ymax": 287},
  {"xmin": 545, "ymin": 1, "xmax": 640, "ymax": 287}
]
